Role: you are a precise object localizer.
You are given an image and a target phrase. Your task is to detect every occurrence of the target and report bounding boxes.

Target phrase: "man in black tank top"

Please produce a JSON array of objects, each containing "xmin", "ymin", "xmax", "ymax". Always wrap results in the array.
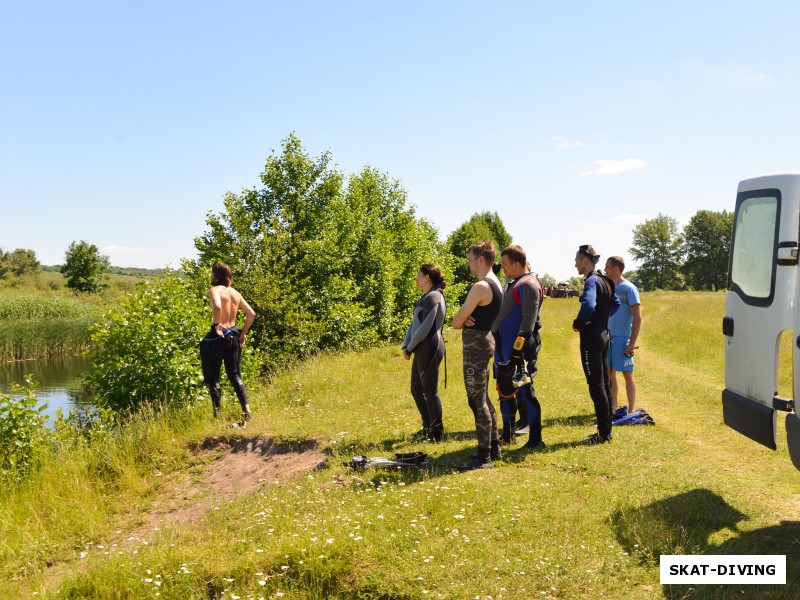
[{"xmin": 452, "ymin": 242, "xmax": 503, "ymax": 470}]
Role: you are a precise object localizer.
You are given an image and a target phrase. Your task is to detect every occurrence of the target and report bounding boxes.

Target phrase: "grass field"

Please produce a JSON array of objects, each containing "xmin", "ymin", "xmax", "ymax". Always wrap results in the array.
[
  {"xmin": 3, "ymin": 291, "xmax": 800, "ymax": 599},
  {"xmin": 0, "ymin": 271, "xmax": 143, "ymax": 360}
]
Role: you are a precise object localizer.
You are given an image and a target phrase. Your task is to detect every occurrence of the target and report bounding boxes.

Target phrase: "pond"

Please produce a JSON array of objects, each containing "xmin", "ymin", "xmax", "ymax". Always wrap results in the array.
[{"xmin": 0, "ymin": 354, "xmax": 93, "ymax": 425}]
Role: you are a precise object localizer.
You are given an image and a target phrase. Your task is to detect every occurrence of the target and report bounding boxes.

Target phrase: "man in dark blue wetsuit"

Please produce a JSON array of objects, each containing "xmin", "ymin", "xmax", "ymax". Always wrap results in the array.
[
  {"xmin": 491, "ymin": 245, "xmax": 545, "ymax": 450},
  {"xmin": 572, "ymin": 245, "xmax": 620, "ymax": 445}
]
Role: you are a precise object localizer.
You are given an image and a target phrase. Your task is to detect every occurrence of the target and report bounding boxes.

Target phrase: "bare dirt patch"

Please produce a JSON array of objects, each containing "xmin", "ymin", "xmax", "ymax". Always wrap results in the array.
[
  {"xmin": 36, "ymin": 436, "xmax": 327, "ymax": 596},
  {"xmin": 122, "ymin": 435, "xmax": 327, "ymax": 544}
]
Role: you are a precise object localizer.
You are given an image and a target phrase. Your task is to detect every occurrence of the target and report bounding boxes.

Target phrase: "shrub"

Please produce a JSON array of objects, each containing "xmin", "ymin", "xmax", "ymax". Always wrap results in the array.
[
  {"xmin": 85, "ymin": 273, "xmax": 262, "ymax": 413},
  {"xmin": 0, "ymin": 377, "xmax": 50, "ymax": 484}
]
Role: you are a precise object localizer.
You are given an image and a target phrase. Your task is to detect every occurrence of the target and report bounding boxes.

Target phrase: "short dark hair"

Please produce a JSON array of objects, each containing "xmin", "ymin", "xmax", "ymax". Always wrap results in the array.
[
  {"xmin": 577, "ymin": 244, "xmax": 600, "ymax": 265},
  {"xmin": 211, "ymin": 262, "xmax": 232, "ymax": 286},
  {"xmin": 419, "ymin": 264, "xmax": 446, "ymax": 289},
  {"xmin": 607, "ymin": 256, "xmax": 625, "ymax": 272},
  {"xmin": 500, "ymin": 244, "xmax": 526, "ymax": 267},
  {"xmin": 467, "ymin": 241, "xmax": 496, "ymax": 264}
]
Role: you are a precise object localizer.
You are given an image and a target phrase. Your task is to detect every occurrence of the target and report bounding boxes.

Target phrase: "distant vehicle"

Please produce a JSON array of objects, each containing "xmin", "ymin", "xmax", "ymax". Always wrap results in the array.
[
  {"xmin": 723, "ymin": 172, "xmax": 800, "ymax": 470},
  {"xmin": 551, "ymin": 282, "xmax": 579, "ymax": 298}
]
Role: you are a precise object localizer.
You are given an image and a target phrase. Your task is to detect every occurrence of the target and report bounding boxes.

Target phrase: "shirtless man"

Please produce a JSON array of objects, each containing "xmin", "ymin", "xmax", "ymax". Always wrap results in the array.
[{"xmin": 199, "ymin": 262, "xmax": 256, "ymax": 424}]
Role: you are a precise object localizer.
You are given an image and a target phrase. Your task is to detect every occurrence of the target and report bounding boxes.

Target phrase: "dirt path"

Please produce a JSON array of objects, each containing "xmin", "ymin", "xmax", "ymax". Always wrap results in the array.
[
  {"xmin": 120, "ymin": 435, "xmax": 327, "ymax": 545},
  {"xmin": 37, "ymin": 434, "xmax": 328, "ymax": 595}
]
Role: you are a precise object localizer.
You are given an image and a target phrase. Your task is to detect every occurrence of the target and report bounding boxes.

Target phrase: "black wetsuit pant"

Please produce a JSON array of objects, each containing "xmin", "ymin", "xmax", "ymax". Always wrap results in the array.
[
  {"xmin": 580, "ymin": 327, "xmax": 612, "ymax": 438},
  {"xmin": 462, "ymin": 328, "xmax": 499, "ymax": 450},
  {"xmin": 411, "ymin": 332, "xmax": 445, "ymax": 438},
  {"xmin": 200, "ymin": 326, "xmax": 249, "ymax": 414}
]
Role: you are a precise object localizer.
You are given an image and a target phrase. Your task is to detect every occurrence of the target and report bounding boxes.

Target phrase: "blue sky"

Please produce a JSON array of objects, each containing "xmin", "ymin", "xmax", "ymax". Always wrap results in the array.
[{"xmin": 2, "ymin": 1, "xmax": 798, "ymax": 280}]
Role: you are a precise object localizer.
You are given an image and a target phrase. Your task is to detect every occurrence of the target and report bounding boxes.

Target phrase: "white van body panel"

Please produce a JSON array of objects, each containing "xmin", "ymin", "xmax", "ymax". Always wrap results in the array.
[{"xmin": 723, "ymin": 173, "xmax": 800, "ymax": 453}]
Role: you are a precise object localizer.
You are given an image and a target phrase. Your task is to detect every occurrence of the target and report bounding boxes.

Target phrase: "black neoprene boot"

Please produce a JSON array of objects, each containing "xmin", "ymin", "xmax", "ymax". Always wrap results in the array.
[
  {"xmin": 239, "ymin": 404, "xmax": 251, "ymax": 427},
  {"xmin": 490, "ymin": 439, "xmax": 502, "ymax": 461},
  {"xmin": 501, "ymin": 422, "xmax": 512, "ymax": 445},
  {"xmin": 459, "ymin": 448, "xmax": 493, "ymax": 471}
]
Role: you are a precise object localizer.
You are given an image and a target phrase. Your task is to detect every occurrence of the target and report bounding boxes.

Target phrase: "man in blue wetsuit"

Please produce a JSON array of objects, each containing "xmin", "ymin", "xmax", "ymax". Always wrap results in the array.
[
  {"xmin": 573, "ymin": 245, "xmax": 620, "ymax": 445},
  {"xmin": 491, "ymin": 245, "xmax": 545, "ymax": 450}
]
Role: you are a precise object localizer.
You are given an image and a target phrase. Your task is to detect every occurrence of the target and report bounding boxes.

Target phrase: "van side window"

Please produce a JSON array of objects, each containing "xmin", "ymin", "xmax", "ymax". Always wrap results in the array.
[{"xmin": 730, "ymin": 193, "xmax": 779, "ymax": 303}]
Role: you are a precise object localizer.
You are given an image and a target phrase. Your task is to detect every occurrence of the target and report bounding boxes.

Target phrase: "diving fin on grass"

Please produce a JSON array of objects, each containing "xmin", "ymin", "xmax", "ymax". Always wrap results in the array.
[{"xmin": 345, "ymin": 452, "xmax": 430, "ymax": 471}]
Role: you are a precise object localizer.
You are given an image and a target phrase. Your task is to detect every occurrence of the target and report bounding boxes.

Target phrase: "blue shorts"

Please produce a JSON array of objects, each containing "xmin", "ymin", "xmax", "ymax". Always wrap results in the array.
[{"xmin": 609, "ymin": 336, "xmax": 634, "ymax": 372}]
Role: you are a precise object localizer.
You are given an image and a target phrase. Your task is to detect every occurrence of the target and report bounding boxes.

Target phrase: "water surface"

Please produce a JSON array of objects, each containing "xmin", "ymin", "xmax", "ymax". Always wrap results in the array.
[{"xmin": 0, "ymin": 354, "xmax": 93, "ymax": 424}]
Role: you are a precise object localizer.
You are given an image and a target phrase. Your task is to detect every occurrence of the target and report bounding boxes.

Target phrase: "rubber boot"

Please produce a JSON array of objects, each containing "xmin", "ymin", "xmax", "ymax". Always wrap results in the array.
[
  {"xmin": 429, "ymin": 424, "xmax": 443, "ymax": 443},
  {"xmin": 458, "ymin": 447, "xmax": 493, "ymax": 471},
  {"xmin": 239, "ymin": 404, "xmax": 251, "ymax": 428},
  {"xmin": 411, "ymin": 427, "xmax": 429, "ymax": 442},
  {"xmin": 522, "ymin": 432, "xmax": 546, "ymax": 451},
  {"xmin": 490, "ymin": 439, "xmax": 502, "ymax": 461},
  {"xmin": 501, "ymin": 422, "xmax": 512, "ymax": 445}
]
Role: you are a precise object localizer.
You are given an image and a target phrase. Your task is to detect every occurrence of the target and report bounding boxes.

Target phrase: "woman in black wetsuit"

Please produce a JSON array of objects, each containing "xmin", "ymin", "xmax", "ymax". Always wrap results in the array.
[{"xmin": 402, "ymin": 264, "xmax": 447, "ymax": 442}]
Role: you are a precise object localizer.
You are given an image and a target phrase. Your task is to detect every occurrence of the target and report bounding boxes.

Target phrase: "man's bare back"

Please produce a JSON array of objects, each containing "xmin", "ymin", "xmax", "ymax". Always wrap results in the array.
[{"xmin": 210, "ymin": 285, "xmax": 256, "ymax": 344}]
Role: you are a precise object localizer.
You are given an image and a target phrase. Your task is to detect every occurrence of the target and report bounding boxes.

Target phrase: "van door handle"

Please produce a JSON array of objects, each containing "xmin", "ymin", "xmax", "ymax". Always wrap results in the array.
[
  {"xmin": 722, "ymin": 317, "xmax": 734, "ymax": 337},
  {"xmin": 778, "ymin": 241, "xmax": 799, "ymax": 266}
]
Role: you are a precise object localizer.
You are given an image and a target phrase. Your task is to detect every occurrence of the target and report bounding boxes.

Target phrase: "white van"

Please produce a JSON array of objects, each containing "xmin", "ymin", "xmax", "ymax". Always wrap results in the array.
[{"xmin": 723, "ymin": 173, "xmax": 800, "ymax": 469}]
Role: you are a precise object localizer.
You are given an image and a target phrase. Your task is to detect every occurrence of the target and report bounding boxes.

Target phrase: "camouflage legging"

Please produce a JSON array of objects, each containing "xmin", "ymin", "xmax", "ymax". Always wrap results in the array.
[{"xmin": 462, "ymin": 328, "xmax": 499, "ymax": 449}]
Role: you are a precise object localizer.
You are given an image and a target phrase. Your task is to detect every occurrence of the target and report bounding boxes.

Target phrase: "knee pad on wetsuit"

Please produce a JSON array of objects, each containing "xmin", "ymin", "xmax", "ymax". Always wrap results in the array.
[{"xmin": 495, "ymin": 360, "xmax": 517, "ymax": 399}]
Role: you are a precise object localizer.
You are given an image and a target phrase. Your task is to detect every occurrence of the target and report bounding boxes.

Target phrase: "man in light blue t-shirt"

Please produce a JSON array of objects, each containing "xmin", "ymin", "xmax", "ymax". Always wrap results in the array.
[{"xmin": 604, "ymin": 256, "xmax": 642, "ymax": 418}]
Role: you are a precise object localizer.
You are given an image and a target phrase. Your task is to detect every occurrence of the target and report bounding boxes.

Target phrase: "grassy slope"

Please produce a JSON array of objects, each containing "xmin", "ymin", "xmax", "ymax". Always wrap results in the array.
[{"xmin": 7, "ymin": 291, "xmax": 800, "ymax": 599}]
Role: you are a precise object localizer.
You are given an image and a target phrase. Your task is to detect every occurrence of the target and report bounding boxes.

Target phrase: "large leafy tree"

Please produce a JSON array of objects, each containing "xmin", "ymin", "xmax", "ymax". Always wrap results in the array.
[
  {"xmin": 61, "ymin": 241, "xmax": 110, "ymax": 293},
  {"xmin": 188, "ymin": 134, "xmax": 450, "ymax": 371},
  {"xmin": 6, "ymin": 249, "xmax": 41, "ymax": 277},
  {"xmin": 0, "ymin": 248, "xmax": 8, "ymax": 279},
  {"xmin": 446, "ymin": 211, "xmax": 512, "ymax": 285},
  {"xmin": 629, "ymin": 214, "xmax": 684, "ymax": 290},
  {"xmin": 682, "ymin": 209, "xmax": 734, "ymax": 290}
]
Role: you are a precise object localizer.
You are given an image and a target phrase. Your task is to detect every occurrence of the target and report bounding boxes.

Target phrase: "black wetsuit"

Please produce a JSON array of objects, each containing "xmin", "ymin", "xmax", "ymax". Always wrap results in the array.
[
  {"xmin": 403, "ymin": 288, "xmax": 446, "ymax": 439},
  {"xmin": 462, "ymin": 276, "xmax": 502, "ymax": 451},
  {"xmin": 575, "ymin": 271, "xmax": 619, "ymax": 439},
  {"xmin": 199, "ymin": 325, "xmax": 249, "ymax": 417}
]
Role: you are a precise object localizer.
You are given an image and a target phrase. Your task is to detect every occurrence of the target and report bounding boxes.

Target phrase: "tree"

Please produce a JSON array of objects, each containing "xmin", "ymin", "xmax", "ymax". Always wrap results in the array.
[
  {"xmin": 629, "ymin": 214, "xmax": 684, "ymax": 290},
  {"xmin": 6, "ymin": 249, "xmax": 41, "ymax": 277},
  {"xmin": 539, "ymin": 273, "xmax": 556, "ymax": 290},
  {"xmin": 567, "ymin": 276, "xmax": 585, "ymax": 292},
  {"xmin": 188, "ymin": 134, "xmax": 451, "ymax": 372},
  {"xmin": 61, "ymin": 241, "xmax": 110, "ymax": 293},
  {"xmin": 0, "ymin": 248, "xmax": 8, "ymax": 279},
  {"xmin": 446, "ymin": 212, "xmax": 512, "ymax": 286},
  {"xmin": 682, "ymin": 209, "xmax": 734, "ymax": 290}
]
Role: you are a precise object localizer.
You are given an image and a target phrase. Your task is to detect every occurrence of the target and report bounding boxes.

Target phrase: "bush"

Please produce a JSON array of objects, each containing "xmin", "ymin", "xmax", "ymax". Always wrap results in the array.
[
  {"xmin": 0, "ymin": 377, "xmax": 50, "ymax": 484},
  {"xmin": 86, "ymin": 274, "xmax": 263, "ymax": 413},
  {"xmin": 189, "ymin": 134, "xmax": 456, "ymax": 372}
]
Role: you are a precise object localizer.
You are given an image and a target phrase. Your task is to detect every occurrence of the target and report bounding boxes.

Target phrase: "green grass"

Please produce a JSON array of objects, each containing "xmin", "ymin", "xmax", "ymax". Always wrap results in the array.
[
  {"xmin": 4, "ymin": 291, "xmax": 800, "ymax": 599},
  {"xmin": 0, "ymin": 272, "xmax": 146, "ymax": 360}
]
